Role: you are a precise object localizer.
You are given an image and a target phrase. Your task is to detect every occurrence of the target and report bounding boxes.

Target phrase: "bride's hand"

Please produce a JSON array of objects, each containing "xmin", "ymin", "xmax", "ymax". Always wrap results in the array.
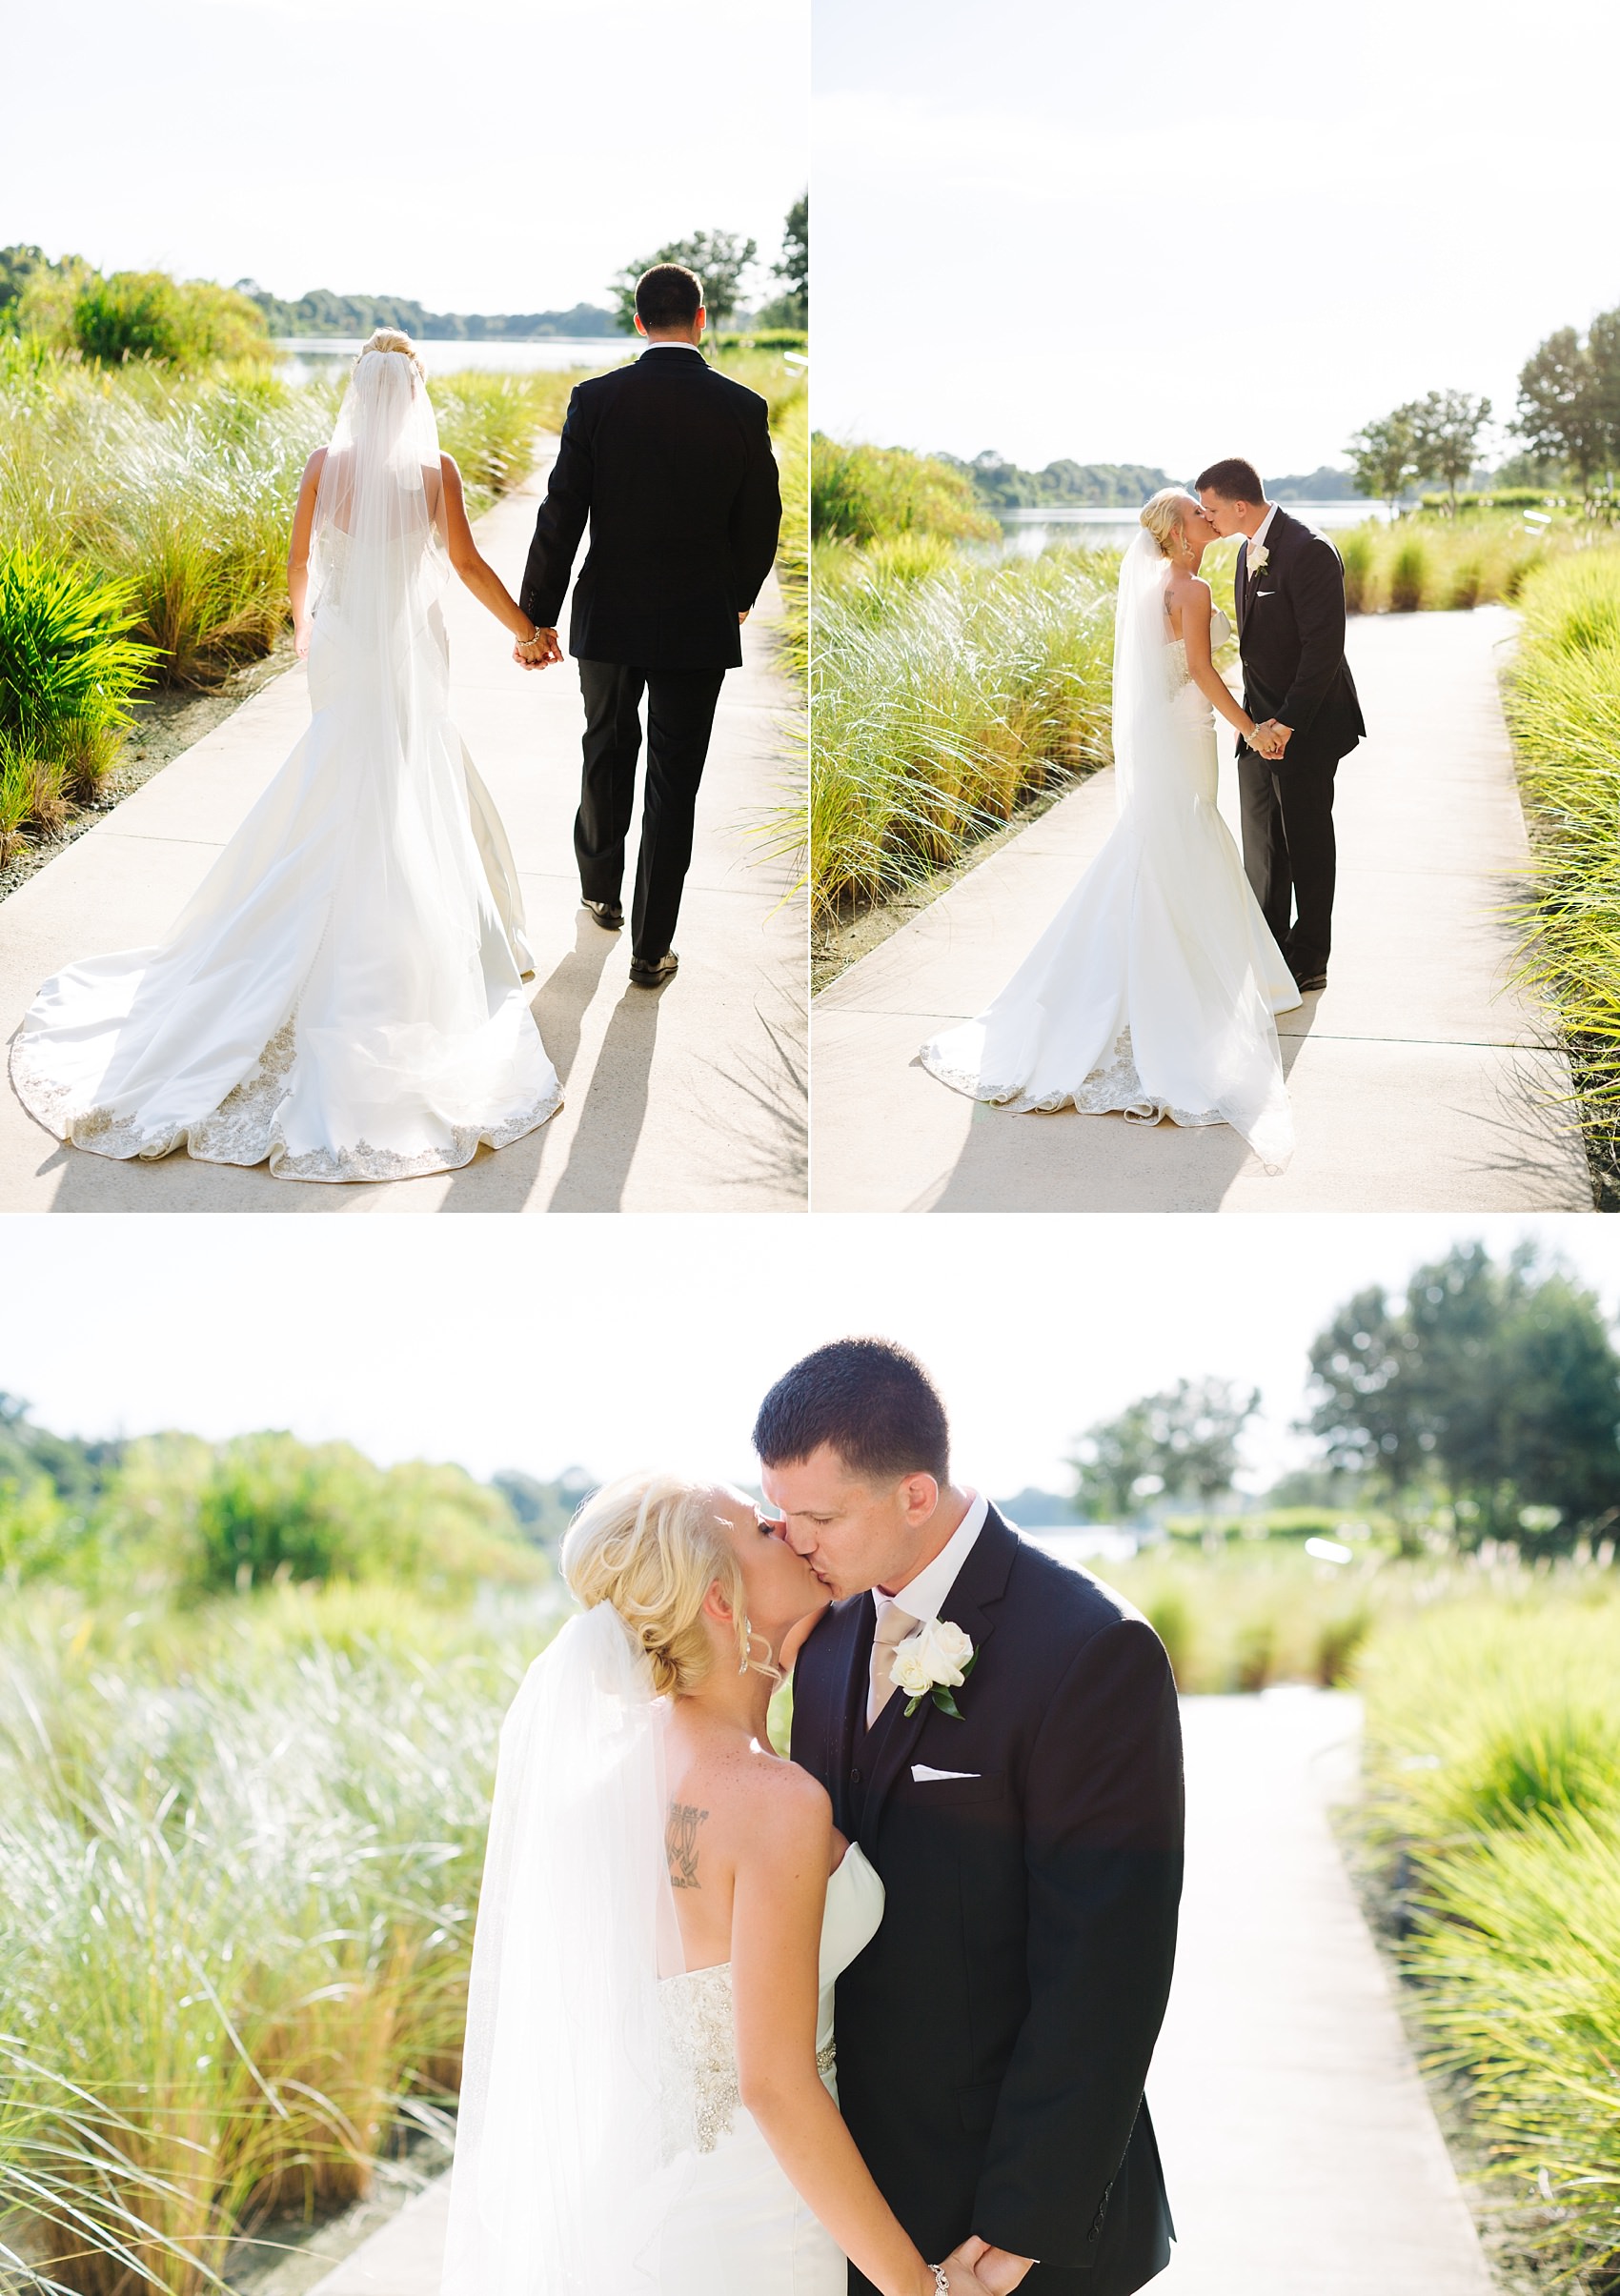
[{"xmin": 294, "ymin": 620, "xmax": 312, "ymax": 660}]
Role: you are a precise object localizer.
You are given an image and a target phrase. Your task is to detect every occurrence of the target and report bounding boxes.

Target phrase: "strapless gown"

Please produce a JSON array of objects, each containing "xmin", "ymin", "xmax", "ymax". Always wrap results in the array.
[
  {"xmin": 658, "ymin": 1842, "xmax": 885, "ymax": 2296},
  {"xmin": 920, "ymin": 605, "xmax": 1301, "ymax": 1171},
  {"xmin": 10, "ymin": 528, "xmax": 560, "ymax": 1182}
]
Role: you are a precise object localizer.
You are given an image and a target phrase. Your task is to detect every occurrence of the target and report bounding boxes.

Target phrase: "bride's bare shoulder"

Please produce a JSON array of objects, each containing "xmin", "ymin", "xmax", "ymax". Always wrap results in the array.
[{"xmin": 734, "ymin": 1744, "xmax": 832, "ymax": 1841}]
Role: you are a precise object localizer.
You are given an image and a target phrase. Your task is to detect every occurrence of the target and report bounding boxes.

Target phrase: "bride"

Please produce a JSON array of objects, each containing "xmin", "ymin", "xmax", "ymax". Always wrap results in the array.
[
  {"xmin": 440, "ymin": 1471, "xmax": 986, "ymax": 2296},
  {"xmin": 920, "ymin": 489, "xmax": 1301, "ymax": 1172},
  {"xmin": 10, "ymin": 331, "xmax": 561, "ymax": 1182}
]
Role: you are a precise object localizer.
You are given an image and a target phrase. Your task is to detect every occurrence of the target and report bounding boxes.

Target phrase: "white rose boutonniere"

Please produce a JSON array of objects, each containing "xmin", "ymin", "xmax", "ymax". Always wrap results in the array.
[
  {"xmin": 1247, "ymin": 542, "xmax": 1269, "ymax": 576},
  {"xmin": 891, "ymin": 1618, "xmax": 978, "ymax": 1720}
]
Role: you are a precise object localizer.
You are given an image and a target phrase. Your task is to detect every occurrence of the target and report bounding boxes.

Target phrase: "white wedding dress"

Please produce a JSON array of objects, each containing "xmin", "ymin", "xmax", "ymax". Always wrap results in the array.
[
  {"xmin": 438, "ymin": 1607, "xmax": 887, "ymax": 2296},
  {"xmin": 658, "ymin": 1843, "xmax": 885, "ymax": 2295},
  {"xmin": 921, "ymin": 533, "xmax": 1300, "ymax": 1171},
  {"xmin": 10, "ymin": 349, "xmax": 560, "ymax": 1182}
]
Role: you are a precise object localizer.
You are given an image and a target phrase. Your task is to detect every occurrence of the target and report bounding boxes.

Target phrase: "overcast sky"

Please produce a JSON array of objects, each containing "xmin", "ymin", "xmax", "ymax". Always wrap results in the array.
[
  {"xmin": 814, "ymin": 0, "xmax": 1620, "ymax": 478},
  {"xmin": 4, "ymin": 0, "xmax": 806, "ymax": 315},
  {"xmin": 8, "ymin": 1217, "xmax": 1617, "ymax": 1500}
]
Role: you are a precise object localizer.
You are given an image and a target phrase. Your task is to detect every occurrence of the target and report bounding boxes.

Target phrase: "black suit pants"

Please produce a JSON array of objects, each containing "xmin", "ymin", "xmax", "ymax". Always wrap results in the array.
[
  {"xmin": 575, "ymin": 659, "xmax": 726, "ymax": 962},
  {"xmin": 1237, "ymin": 744, "xmax": 1339, "ymax": 978}
]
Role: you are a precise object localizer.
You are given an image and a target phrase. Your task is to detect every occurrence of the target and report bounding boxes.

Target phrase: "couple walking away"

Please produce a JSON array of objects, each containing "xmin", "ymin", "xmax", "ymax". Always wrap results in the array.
[
  {"xmin": 441, "ymin": 1337, "xmax": 1185, "ymax": 2296},
  {"xmin": 921, "ymin": 457, "xmax": 1365, "ymax": 1175},
  {"xmin": 10, "ymin": 263, "xmax": 781, "ymax": 1183}
]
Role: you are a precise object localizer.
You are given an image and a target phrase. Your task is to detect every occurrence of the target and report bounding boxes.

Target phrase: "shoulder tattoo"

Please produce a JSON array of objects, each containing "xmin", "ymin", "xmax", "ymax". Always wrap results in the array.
[{"xmin": 666, "ymin": 1801, "xmax": 709, "ymax": 1890}]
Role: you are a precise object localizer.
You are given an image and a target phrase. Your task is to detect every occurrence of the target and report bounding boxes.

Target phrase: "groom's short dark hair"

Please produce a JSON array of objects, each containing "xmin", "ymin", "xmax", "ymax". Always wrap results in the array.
[
  {"xmin": 636, "ymin": 263, "xmax": 703, "ymax": 330},
  {"xmin": 753, "ymin": 1338, "xmax": 950, "ymax": 1483},
  {"xmin": 1195, "ymin": 456, "xmax": 1265, "ymax": 505}
]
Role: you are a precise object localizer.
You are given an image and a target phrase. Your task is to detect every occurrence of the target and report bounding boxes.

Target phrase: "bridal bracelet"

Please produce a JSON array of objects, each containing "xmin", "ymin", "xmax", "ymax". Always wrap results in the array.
[{"xmin": 931, "ymin": 2267, "xmax": 951, "ymax": 2296}]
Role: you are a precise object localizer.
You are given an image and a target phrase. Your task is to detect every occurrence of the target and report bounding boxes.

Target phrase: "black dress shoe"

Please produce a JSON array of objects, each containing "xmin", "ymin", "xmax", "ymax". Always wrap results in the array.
[
  {"xmin": 1293, "ymin": 970, "xmax": 1328, "ymax": 994},
  {"xmin": 583, "ymin": 898, "xmax": 623, "ymax": 931},
  {"xmin": 629, "ymin": 948, "xmax": 678, "ymax": 987}
]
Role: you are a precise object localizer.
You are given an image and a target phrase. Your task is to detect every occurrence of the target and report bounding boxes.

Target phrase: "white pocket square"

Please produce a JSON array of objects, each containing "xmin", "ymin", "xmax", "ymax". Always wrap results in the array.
[{"xmin": 913, "ymin": 1764, "xmax": 981, "ymax": 1782}]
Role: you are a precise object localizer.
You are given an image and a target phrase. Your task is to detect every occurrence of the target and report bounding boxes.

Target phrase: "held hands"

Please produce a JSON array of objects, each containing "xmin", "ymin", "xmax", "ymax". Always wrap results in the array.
[
  {"xmin": 1246, "ymin": 717, "xmax": 1292, "ymax": 760},
  {"xmin": 513, "ymin": 625, "xmax": 563, "ymax": 672}
]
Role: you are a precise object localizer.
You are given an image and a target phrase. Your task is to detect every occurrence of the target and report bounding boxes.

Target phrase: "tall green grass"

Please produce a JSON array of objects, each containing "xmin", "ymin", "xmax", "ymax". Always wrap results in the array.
[
  {"xmin": 0, "ymin": 352, "xmax": 603, "ymax": 858},
  {"xmin": 0, "ymin": 1584, "xmax": 557, "ymax": 2296},
  {"xmin": 1502, "ymin": 547, "xmax": 1620, "ymax": 1198},
  {"xmin": 812, "ymin": 543, "xmax": 1116, "ymax": 919},
  {"xmin": 1335, "ymin": 511, "xmax": 1553, "ymax": 613},
  {"xmin": 1360, "ymin": 1591, "xmax": 1620, "ymax": 2281}
]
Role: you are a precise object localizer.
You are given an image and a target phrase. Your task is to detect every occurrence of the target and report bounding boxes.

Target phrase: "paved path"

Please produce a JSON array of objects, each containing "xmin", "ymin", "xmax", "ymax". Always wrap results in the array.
[
  {"xmin": 811, "ymin": 607, "xmax": 1591, "ymax": 1211},
  {"xmin": 0, "ymin": 452, "xmax": 805, "ymax": 1213},
  {"xmin": 1151, "ymin": 1690, "xmax": 1493, "ymax": 2296},
  {"xmin": 298, "ymin": 1691, "xmax": 1494, "ymax": 2296}
]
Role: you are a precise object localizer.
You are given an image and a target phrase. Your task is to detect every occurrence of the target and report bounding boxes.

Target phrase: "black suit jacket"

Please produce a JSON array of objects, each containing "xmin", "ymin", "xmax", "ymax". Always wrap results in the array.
[
  {"xmin": 1234, "ymin": 507, "xmax": 1366, "ymax": 768},
  {"xmin": 791, "ymin": 1508, "xmax": 1184, "ymax": 2296},
  {"xmin": 517, "ymin": 347, "xmax": 781, "ymax": 671}
]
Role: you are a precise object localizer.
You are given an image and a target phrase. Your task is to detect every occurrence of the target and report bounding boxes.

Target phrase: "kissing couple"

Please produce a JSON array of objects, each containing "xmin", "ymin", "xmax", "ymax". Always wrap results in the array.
[
  {"xmin": 921, "ymin": 458, "xmax": 1365, "ymax": 1176},
  {"xmin": 440, "ymin": 1338, "xmax": 1185, "ymax": 2296},
  {"xmin": 12, "ymin": 264, "xmax": 781, "ymax": 1182}
]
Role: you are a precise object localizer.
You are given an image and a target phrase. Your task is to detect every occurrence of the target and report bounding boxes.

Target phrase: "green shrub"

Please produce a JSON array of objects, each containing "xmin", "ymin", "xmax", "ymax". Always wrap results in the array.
[
  {"xmin": 811, "ymin": 435, "xmax": 1000, "ymax": 545},
  {"xmin": 71, "ymin": 271, "xmax": 271, "ymax": 368},
  {"xmin": 0, "ymin": 542, "xmax": 156, "ymax": 808}
]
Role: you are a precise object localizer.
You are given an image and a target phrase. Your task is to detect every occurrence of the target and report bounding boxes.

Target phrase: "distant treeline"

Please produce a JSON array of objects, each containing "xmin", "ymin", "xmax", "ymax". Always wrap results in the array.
[
  {"xmin": 239, "ymin": 282, "xmax": 627, "ymax": 340},
  {"xmin": 942, "ymin": 453, "xmax": 1174, "ymax": 509},
  {"xmin": 0, "ymin": 1390, "xmax": 598, "ymax": 1599},
  {"xmin": 942, "ymin": 452, "xmax": 1367, "ymax": 513}
]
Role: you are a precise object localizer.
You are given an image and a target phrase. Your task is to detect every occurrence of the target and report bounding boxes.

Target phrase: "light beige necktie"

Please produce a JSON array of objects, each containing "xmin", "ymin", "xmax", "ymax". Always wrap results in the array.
[{"xmin": 867, "ymin": 1600, "xmax": 918, "ymax": 1728}]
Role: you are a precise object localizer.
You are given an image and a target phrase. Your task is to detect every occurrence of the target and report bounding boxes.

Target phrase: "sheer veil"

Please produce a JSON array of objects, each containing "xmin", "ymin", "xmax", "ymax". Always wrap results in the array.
[
  {"xmin": 440, "ymin": 1603, "xmax": 695, "ymax": 2296},
  {"xmin": 310, "ymin": 348, "xmax": 447, "ymax": 711},
  {"xmin": 1109, "ymin": 529, "xmax": 1175, "ymax": 815}
]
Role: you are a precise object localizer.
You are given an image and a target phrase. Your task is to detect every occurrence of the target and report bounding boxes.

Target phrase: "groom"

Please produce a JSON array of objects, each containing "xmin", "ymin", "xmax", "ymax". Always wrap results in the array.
[
  {"xmin": 1196, "ymin": 457, "xmax": 1366, "ymax": 994},
  {"xmin": 755, "ymin": 1339, "xmax": 1184, "ymax": 2296},
  {"xmin": 515, "ymin": 263, "xmax": 782, "ymax": 986}
]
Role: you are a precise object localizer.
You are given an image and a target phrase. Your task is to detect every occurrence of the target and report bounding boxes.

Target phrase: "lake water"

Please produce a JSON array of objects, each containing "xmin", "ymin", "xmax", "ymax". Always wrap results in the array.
[
  {"xmin": 996, "ymin": 498, "xmax": 1392, "ymax": 558},
  {"xmin": 273, "ymin": 335, "xmax": 632, "ymax": 383}
]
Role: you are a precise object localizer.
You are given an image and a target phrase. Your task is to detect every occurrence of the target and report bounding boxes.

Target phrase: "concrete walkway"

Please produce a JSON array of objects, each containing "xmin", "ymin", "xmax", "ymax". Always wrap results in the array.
[
  {"xmin": 1151, "ymin": 1690, "xmax": 1493, "ymax": 2296},
  {"xmin": 296, "ymin": 1691, "xmax": 1495, "ymax": 2296},
  {"xmin": 811, "ymin": 607, "xmax": 1591, "ymax": 1211},
  {"xmin": 0, "ymin": 451, "xmax": 806, "ymax": 1213}
]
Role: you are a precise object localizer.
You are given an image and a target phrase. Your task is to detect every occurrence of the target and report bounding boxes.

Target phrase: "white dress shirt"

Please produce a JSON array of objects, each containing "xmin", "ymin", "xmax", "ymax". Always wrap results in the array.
[{"xmin": 1246, "ymin": 500, "xmax": 1279, "ymax": 567}]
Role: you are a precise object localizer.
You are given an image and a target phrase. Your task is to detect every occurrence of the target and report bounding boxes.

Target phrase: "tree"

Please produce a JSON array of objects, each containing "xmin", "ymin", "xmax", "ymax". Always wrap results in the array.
[
  {"xmin": 609, "ymin": 230, "xmax": 759, "ymax": 334},
  {"xmin": 1071, "ymin": 1378, "xmax": 1260, "ymax": 1521},
  {"xmin": 1305, "ymin": 1243, "xmax": 1620, "ymax": 1549},
  {"xmin": 1515, "ymin": 323, "xmax": 1608, "ymax": 491},
  {"xmin": 1407, "ymin": 389, "xmax": 1491, "ymax": 513},
  {"xmin": 1346, "ymin": 408, "xmax": 1421, "ymax": 516},
  {"xmin": 1070, "ymin": 1397, "xmax": 1161, "ymax": 1520},
  {"xmin": 756, "ymin": 194, "xmax": 807, "ymax": 329}
]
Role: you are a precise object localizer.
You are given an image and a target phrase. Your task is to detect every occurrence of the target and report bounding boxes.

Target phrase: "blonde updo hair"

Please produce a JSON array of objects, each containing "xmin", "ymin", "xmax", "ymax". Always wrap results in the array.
[
  {"xmin": 356, "ymin": 327, "xmax": 426, "ymax": 383},
  {"xmin": 1141, "ymin": 487, "xmax": 1193, "ymax": 560},
  {"xmin": 561, "ymin": 1471, "xmax": 764, "ymax": 1697}
]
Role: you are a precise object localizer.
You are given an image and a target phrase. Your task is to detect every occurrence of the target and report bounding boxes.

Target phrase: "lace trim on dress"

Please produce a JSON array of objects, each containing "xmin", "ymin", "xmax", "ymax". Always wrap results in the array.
[
  {"xmin": 10, "ymin": 1012, "xmax": 561, "ymax": 1181},
  {"xmin": 660, "ymin": 1964, "xmax": 837, "ymax": 2156},
  {"xmin": 919, "ymin": 1025, "xmax": 1225, "ymax": 1129}
]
